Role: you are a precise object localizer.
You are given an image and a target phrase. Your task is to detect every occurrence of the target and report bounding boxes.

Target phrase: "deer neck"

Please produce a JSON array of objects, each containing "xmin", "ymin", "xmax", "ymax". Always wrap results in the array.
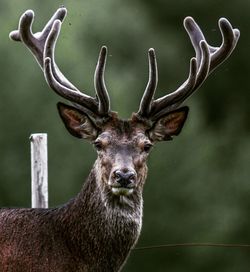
[
  {"xmin": 55, "ymin": 160, "xmax": 145, "ymax": 270},
  {"xmin": 66, "ymin": 159, "xmax": 144, "ymax": 214}
]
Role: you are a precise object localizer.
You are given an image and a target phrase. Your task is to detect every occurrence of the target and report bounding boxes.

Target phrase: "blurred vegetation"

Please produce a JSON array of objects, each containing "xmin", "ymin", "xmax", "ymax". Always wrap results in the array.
[{"xmin": 0, "ymin": 0, "xmax": 249, "ymax": 271}]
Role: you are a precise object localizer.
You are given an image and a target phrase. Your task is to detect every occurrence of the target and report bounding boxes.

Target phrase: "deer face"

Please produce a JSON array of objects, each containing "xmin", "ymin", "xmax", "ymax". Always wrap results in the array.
[
  {"xmin": 93, "ymin": 126, "xmax": 150, "ymax": 196},
  {"xmin": 57, "ymin": 103, "xmax": 188, "ymax": 197}
]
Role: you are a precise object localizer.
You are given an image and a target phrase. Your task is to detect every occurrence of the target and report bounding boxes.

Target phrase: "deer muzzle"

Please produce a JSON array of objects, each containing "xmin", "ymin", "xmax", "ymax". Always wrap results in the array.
[{"xmin": 110, "ymin": 169, "xmax": 136, "ymax": 196}]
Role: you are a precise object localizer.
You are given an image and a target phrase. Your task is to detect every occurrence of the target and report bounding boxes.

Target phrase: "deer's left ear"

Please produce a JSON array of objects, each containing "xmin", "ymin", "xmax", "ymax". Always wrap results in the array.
[{"xmin": 148, "ymin": 107, "xmax": 189, "ymax": 141}]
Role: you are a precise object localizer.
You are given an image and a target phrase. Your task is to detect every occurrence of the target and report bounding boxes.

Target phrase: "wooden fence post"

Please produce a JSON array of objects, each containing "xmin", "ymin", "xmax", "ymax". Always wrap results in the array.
[{"xmin": 30, "ymin": 133, "xmax": 48, "ymax": 208}]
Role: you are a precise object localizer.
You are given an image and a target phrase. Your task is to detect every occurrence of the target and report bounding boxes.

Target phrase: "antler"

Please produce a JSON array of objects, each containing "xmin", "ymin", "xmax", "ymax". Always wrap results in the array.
[
  {"xmin": 9, "ymin": 7, "xmax": 110, "ymax": 120},
  {"xmin": 137, "ymin": 17, "xmax": 240, "ymax": 121}
]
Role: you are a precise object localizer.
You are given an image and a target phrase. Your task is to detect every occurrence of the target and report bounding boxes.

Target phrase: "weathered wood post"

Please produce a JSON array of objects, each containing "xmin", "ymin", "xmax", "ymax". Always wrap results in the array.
[{"xmin": 30, "ymin": 133, "xmax": 48, "ymax": 208}]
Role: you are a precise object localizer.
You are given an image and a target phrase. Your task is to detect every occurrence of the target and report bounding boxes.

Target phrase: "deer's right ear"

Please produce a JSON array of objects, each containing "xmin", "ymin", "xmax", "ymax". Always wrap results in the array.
[{"xmin": 57, "ymin": 103, "xmax": 98, "ymax": 140}]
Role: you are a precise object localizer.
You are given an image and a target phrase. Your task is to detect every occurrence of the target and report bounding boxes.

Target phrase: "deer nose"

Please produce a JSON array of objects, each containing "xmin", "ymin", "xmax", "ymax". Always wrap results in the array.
[{"xmin": 113, "ymin": 170, "xmax": 136, "ymax": 188}]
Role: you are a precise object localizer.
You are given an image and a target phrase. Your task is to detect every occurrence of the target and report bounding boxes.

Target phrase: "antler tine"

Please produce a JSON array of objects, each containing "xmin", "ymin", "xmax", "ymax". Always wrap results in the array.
[
  {"xmin": 137, "ymin": 17, "xmax": 239, "ymax": 121},
  {"xmin": 138, "ymin": 48, "xmax": 158, "ymax": 117},
  {"xmin": 45, "ymin": 20, "xmax": 110, "ymax": 116},
  {"xmin": 9, "ymin": 7, "xmax": 67, "ymax": 69},
  {"xmin": 44, "ymin": 57, "xmax": 98, "ymax": 113},
  {"xmin": 210, "ymin": 18, "xmax": 240, "ymax": 71},
  {"xmin": 40, "ymin": 7, "xmax": 67, "ymax": 43},
  {"xmin": 94, "ymin": 46, "xmax": 110, "ymax": 115},
  {"xmin": 10, "ymin": 7, "xmax": 112, "ymax": 119},
  {"xmin": 43, "ymin": 23, "xmax": 97, "ymax": 114},
  {"xmin": 149, "ymin": 56, "xmax": 198, "ymax": 120},
  {"xmin": 9, "ymin": 7, "xmax": 77, "ymax": 91},
  {"xmin": 183, "ymin": 16, "xmax": 206, "ymax": 66},
  {"xmin": 44, "ymin": 20, "xmax": 98, "ymax": 113},
  {"xmin": 183, "ymin": 16, "xmax": 240, "ymax": 90}
]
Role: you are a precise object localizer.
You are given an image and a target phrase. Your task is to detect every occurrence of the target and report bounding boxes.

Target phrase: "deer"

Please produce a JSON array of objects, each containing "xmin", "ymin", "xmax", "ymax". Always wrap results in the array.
[{"xmin": 0, "ymin": 7, "xmax": 239, "ymax": 272}]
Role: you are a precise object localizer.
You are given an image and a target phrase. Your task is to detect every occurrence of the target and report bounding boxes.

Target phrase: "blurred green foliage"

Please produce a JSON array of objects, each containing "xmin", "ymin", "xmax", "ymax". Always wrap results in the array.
[{"xmin": 0, "ymin": 0, "xmax": 249, "ymax": 271}]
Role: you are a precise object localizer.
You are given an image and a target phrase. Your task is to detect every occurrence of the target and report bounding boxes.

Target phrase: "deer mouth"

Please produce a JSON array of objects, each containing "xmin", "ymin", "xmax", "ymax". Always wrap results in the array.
[
  {"xmin": 111, "ymin": 186, "xmax": 134, "ymax": 196},
  {"xmin": 109, "ymin": 181, "xmax": 135, "ymax": 196}
]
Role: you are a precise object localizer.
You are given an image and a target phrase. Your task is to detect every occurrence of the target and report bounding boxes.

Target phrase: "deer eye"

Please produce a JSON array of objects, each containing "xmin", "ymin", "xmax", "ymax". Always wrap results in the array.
[
  {"xmin": 93, "ymin": 140, "xmax": 103, "ymax": 151},
  {"xmin": 143, "ymin": 143, "xmax": 153, "ymax": 153}
]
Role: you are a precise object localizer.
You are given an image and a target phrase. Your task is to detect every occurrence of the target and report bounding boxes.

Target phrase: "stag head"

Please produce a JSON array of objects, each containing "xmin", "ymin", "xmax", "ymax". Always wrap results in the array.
[{"xmin": 10, "ymin": 8, "xmax": 239, "ymax": 199}]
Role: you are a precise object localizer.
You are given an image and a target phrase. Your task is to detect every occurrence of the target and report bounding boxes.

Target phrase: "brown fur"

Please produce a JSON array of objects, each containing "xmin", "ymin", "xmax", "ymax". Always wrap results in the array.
[{"xmin": 0, "ymin": 107, "xmax": 188, "ymax": 271}]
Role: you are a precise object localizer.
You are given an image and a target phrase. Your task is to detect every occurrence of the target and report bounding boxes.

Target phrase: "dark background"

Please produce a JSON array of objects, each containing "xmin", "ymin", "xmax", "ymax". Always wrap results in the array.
[{"xmin": 0, "ymin": 0, "xmax": 250, "ymax": 271}]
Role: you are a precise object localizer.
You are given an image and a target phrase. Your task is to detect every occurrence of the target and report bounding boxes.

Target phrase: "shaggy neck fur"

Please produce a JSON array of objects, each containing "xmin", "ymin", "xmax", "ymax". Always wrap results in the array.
[
  {"xmin": 0, "ymin": 161, "xmax": 145, "ymax": 272},
  {"xmin": 55, "ymin": 163, "xmax": 144, "ymax": 271}
]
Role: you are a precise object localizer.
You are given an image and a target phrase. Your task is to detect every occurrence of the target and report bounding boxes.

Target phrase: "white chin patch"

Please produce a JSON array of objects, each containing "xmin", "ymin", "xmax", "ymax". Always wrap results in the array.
[{"xmin": 111, "ymin": 187, "xmax": 134, "ymax": 196}]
